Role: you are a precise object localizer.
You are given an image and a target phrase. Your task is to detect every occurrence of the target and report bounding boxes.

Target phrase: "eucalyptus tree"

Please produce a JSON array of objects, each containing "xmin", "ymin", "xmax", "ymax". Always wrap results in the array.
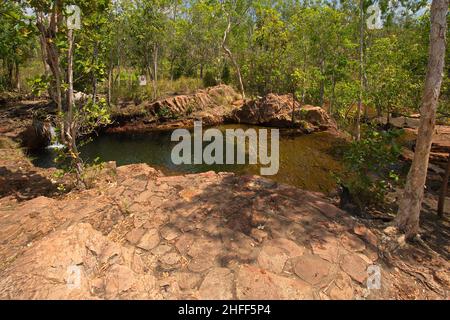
[
  {"xmin": 124, "ymin": 0, "xmax": 170, "ymax": 98},
  {"xmin": 365, "ymin": 35, "xmax": 417, "ymax": 122},
  {"xmin": 248, "ymin": 5, "xmax": 289, "ymax": 95},
  {"xmin": 24, "ymin": 0, "xmax": 112, "ymax": 187},
  {"xmin": 185, "ymin": 0, "xmax": 223, "ymax": 79},
  {"xmin": 396, "ymin": 0, "xmax": 448, "ymax": 238},
  {"xmin": 219, "ymin": 0, "xmax": 253, "ymax": 98}
]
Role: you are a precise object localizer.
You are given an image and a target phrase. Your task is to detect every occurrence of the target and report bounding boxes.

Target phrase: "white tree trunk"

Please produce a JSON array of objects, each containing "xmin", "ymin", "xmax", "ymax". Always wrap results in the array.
[
  {"xmin": 356, "ymin": 0, "xmax": 364, "ymax": 141},
  {"xmin": 153, "ymin": 43, "xmax": 158, "ymax": 99},
  {"xmin": 36, "ymin": 10, "xmax": 65, "ymax": 142},
  {"xmin": 66, "ymin": 29, "xmax": 74, "ymax": 132},
  {"xmin": 222, "ymin": 16, "xmax": 245, "ymax": 99},
  {"xmin": 396, "ymin": 0, "xmax": 448, "ymax": 238},
  {"xmin": 66, "ymin": 28, "xmax": 85, "ymax": 188}
]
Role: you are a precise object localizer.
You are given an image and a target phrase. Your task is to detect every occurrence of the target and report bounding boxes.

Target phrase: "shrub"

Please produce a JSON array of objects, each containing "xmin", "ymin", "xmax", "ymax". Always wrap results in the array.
[
  {"xmin": 203, "ymin": 70, "xmax": 217, "ymax": 87},
  {"xmin": 221, "ymin": 64, "xmax": 231, "ymax": 84},
  {"xmin": 339, "ymin": 127, "xmax": 403, "ymax": 210},
  {"xmin": 156, "ymin": 106, "xmax": 178, "ymax": 120}
]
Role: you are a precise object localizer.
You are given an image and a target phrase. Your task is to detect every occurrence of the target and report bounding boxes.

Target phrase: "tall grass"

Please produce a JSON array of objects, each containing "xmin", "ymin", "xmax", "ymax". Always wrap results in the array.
[
  {"xmin": 2, "ymin": 61, "xmax": 204, "ymax": 105},
  {"xmin": 20, "ymin": 59, "xmax": 45, "ymax": 93},
  {"xmin": 108, "ymin": 69, "xmax": 203, "ymax": 104},
  {"xmin": 0, "ymin": 58, "xmax": 44, "ymax": 93}
]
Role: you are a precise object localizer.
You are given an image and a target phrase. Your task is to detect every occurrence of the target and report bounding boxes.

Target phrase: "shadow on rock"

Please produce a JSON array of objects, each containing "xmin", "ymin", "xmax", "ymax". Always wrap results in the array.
[{"xmin": 0, "ymin": 166, "xmax": 58, "ymax": 201}]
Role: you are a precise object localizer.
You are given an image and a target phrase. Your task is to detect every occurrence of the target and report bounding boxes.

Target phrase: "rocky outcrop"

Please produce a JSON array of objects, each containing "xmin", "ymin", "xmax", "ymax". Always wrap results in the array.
[
  {"xmin": 109, "ymin": 85, "xmax": 242, "ymax": 133},
  {"xmin": 18, "ymin": 118, "xmax": 53, "ymax": 150},
  {"xmin": 0, "ymin": 222, "xmax": 159, "ymax": 299},
  {"xmin": 109, "ymin": 88, "xmax": 337, "ymax": 134},
  {"xmin": 401, "ymin": 126, "xmax": 450, "ymax": 192},
  {"xmin": 142, "ymin": 84, "xmax": 240, "ymax": 119},
  {"xmin": 0, "ymin": 161, "xmax": 448, "ymax": 299},
  {"xmin": 0, "ymin": 100, "xmax": 52, "ymax": 142},
  {"xmin": 229, "ymin": 94, "xmax": 337, "ymax": 132}
]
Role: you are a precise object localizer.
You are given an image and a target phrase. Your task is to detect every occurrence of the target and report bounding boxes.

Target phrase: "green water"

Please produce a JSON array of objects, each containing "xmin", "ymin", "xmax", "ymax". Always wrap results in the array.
[{"xmin": 32, "ymin": 125, "xmax": 346, "ymax": 193}]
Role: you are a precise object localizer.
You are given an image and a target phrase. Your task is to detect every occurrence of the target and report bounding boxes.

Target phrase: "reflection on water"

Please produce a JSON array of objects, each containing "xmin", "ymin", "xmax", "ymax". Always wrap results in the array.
[{"xmin": 30, "ymin": 124, "xmax": 346, "ymax": 193}]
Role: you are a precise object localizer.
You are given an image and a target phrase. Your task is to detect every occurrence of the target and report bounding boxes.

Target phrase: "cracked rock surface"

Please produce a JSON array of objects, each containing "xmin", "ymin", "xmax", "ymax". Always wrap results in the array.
[{"xmin": 0, "ymin": 163, "xmax": 448, "ymax": 299}]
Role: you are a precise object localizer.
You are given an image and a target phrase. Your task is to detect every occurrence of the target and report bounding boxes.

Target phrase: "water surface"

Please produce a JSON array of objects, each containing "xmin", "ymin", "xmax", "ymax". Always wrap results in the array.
[{"xmin": 31, "ymin": 125, "xmax": 345, "ymax": 193}]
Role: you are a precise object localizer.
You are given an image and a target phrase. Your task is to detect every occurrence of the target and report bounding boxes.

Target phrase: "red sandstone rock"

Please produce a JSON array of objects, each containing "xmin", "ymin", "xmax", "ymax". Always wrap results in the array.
[
  {"xmin": 231, "ymin": 94, "xmax": 336, "ymax": 131},
  {"xmin": 340, "ymin": 253, "xmax": 369, "ymax": 284},
  {"xmin": 236, "ymin": 265, "xmax": 314, "ymax": 299},
  {"xmin": 198, "ymin": 267, "xmax": 234, "ymax": 299},
  {"xmin": 293, "ymin": 253, "xmax": 333, "ymax": 285},
  {"xmin": 0, "ymin": 161, "xmax": 445, "ymax": 300}
]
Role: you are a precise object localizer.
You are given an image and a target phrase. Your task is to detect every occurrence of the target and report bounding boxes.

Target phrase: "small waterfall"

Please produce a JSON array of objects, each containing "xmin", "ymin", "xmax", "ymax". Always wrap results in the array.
[{"xmin": 46, "ymin": 125, "xmax": 65, "ymax": 150}]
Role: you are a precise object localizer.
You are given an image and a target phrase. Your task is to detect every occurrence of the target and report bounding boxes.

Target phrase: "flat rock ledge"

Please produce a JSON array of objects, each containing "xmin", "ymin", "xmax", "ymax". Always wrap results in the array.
[{"xmin": 0, "ymin": 163, "xmax": 446, "ymax": 299}]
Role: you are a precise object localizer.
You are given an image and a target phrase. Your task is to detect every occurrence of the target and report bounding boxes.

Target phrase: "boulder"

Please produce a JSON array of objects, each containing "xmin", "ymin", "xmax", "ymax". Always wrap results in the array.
[
  {"xmin": 230, "ymin": 94, "xmax": 336, "ymax": 131},
  {"xmin": 19, "ymin": 119, "xmax": 52, "ymax": 150},
  {"xmin": 140, "ymin": 84, "xmax": 241, "ymax": 120}
]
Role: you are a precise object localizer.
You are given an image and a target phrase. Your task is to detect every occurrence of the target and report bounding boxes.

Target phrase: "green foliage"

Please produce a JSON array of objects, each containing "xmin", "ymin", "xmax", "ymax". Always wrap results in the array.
[
  {"xmin": 6, "ymin": 0, "xmax": 438, "ymax": 125},
  {"xmin": 27, "ymin": 75, "xmax": 50, "ymax": 96},
  {"xmin": 203, "ymin": 70, "xmax": 217, "ymax": 87},
  {"xmin": 366, "ymin": 35, "xmax": 423, "ymax": 117},
  {"xmin": 221, "ymin": 64, "xmax": 231, "ymax": 84},
  {"xmin": 245, "ymin": 6, "xmax": 289, "ymax": 94},
  {"xmin": 79, "ymin": 98, "xmax": 111, "ymax": 131},
  {"xmin": 340, "ymin": 127, "xmax": 403, "ymax": 209},
  {"xmin": 156, "ymin": 106, "xmax": 177, "ymax": 120},
  {"xmin": 0, "ymin": 1, "xmax": 36, "ymax": 90},
  {"xmin": 52, "ymin": 97, "xmax": 111, "ymax": 182},
  {"xmin": 185, "ymin": 102, "xmax": 195, "ymax": 115},
  {"xmin": 3, "ymin": 1, "xmax": 440, "ymax": 104}
]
